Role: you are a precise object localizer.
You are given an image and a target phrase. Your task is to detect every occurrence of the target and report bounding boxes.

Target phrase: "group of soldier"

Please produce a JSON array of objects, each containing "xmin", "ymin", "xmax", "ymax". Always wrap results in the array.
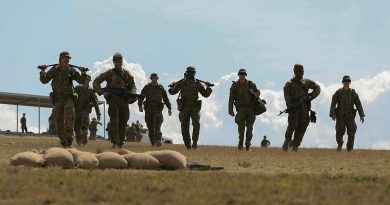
[{"xmin": 38, "ymin": 51, "xmax": 365, "ymax": 152}]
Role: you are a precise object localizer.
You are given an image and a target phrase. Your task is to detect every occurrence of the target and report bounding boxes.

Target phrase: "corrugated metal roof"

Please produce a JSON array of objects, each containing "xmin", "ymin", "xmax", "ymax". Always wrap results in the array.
[{"xmin": 0, "ymin": 92, "xmax": 104, "ymax": 108}]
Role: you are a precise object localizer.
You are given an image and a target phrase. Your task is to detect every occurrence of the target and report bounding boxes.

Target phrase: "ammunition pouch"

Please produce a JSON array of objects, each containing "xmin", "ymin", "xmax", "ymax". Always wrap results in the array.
[
  {"xmin": 49, "ymin": 92, "xmax": 55, "ymax": 105},
  {"xmin": 176, "ymin": 98, "xmax": 184, "ymax": 111},
  {"xmin": 353, "ymin": 109, "xmax": 357, "ymax": 118},
  {"xmin": 310, "ymin": 110, "xmax": 317, "ymax": 123},
  {"xmin": 195, "ymin": 100, "xmax": 202, "ymax": 112}
]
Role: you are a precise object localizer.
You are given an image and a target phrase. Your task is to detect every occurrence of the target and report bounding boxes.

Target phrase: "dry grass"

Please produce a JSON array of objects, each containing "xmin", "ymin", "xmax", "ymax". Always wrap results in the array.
[{"xmin": 0, "ymin": 135, "xmax": 389, "ymax": 205}]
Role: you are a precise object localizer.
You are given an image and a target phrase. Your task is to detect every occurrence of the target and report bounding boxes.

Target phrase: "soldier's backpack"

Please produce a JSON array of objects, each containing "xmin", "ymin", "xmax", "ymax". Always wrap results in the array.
[{"xmin": 248, "ymin": 81, "xmax": 267, "ymax": 115}]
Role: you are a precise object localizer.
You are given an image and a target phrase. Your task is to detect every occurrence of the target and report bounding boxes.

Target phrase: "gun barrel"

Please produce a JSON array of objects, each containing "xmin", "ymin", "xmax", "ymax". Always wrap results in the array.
[
  {"xmin": 196, "ymin": 79, "xmax": 214, "ymax": 87},
  {"xmin": 37, "ymin": 64, "xmax": 89, "ymax": 71}
]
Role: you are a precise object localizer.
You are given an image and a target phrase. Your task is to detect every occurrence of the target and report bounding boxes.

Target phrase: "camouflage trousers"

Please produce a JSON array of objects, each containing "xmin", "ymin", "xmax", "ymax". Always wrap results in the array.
[
  {"xmin": 179, "ymin": 106, "xmax": 200, "ymax": 147},
  {"xmin": 107, "ymin": 96, "xmax": 129, "ymax": 146},
  {"xmin": 21, "ymin": 125, "xmax": 28, "ymax": 133},
  {"xmin": 74, "ymin": 110, "xmax": 90, "ymax": 145},
  {"xmin": 89, "ymin": 129, "xmax": 97, "ymax": 140},
  {"xmin": 335, "ymin": 117, "xmax": 357, "ymax": 150},
  {"xmin": 285, "ymin": 108, "xmax": 310, "ymax": 147},
  {"xmin": 235, "ymin": 107, "xmax": 256, "ymax": 147},
  {"xmin": 53, "ymin": 98, "xmax": 75, "ymax": 145},
  {"xmin": 145, "ymin": 110, "xmax": 164, "ymax": 145}
]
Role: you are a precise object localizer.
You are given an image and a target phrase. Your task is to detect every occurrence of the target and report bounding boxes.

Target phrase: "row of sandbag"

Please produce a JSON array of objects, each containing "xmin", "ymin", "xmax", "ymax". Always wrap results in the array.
[{"xmin": 10, "ymin": 147, "xmax": 187, "ymax": 170}]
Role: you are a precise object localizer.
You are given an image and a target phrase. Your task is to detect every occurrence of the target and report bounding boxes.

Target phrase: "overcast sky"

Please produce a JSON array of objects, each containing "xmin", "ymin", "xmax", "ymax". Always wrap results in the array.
[{"xmin": 0, "ymin": 0, "xmax": 389, "ymax": 149}]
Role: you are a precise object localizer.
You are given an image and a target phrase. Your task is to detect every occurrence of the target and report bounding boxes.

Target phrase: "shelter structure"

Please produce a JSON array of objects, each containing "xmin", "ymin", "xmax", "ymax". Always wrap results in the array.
[{"xmin": 0, "ymin": 92, "xmax": 106, "ymax": 137}]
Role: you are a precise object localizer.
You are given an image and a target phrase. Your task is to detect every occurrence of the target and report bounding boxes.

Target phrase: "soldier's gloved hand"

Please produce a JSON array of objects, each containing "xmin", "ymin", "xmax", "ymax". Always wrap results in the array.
[
  {"xmin": 168, "ymin": 109, "xmax": 172, "ymax": 116},
  {"xmin": 97, "ymin": 114, "xmax": 101, "ymax": 121},
  {"xmin": 139, "ymin": 107, "xmax": 144, "ymax": 112},
  {"xmin": 229, "ymin": 111, "xmax": 235, "ymax": 117},
  {"xmin": 331, "ymin": 115, "xmax": 336, "ymax": 121},
  {"xmin": 360, "ymin": 116, "xmax": 364, "ymax": 123}
]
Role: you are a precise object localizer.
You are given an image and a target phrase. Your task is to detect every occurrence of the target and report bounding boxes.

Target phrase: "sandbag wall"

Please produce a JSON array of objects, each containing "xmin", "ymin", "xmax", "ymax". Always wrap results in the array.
[{"xmin": 10, "ymin": 148, "xmax": 187, "ymax": 170}]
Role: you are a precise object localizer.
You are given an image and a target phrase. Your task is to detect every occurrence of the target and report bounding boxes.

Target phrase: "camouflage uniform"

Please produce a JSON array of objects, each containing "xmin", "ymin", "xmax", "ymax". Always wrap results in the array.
[
  {"xmin": 283, "ymin": 64, "xmax": 320, "ymax": 150},
  {"xmin": 40, "ymin": 51, "xmax": 87, "ymax": 146},
  {"xmin": 138, "ymin": 74, "xmax": 172, "ymax": 146},
  {"xmin": 20, "ymin": 114, "xmax": 28, "ymax": 133},
  {"xmin": 89, "ymin": 118, "xmax": 102, "ymax": 140},
  {"xmin": 330, "ymin": 76, "xmax": 365, "ymax": 151},
  {"xmin": 261, "ymin": 136, "xmax": 270, "ymax": 147},
  {"xmin": 228, "ymin": 69, "xmax": 260, "ymax": 150},
  {"xmin": 168, "ymin": 66, "xmax": 212, "ymax": 149},
  {"xmin": 93, "ymin": 53, "xmax": 136, "ymax": 147},
  {"xmin": 74, "ymin": 83, "xmax": 101, "ymax": 145}
]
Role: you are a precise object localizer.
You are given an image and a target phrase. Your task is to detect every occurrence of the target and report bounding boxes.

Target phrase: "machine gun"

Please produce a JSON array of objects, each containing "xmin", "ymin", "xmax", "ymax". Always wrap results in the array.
[
  {"xmin": 37, "ymin": 64, "xmax": 89, "ymax": 72},
  {"xmin": 103, "ymin": 87, "xmax": 145, "ymax": 100},
  {"xmin": 278, "ymin": 92, "xmax": 312, "ymax": 116}
]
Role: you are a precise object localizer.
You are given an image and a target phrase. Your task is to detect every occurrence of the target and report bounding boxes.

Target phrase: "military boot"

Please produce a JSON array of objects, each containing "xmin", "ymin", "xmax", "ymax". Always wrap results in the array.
[
  {"xmin": 347, "ymin": 145, "xmax": 353, "ymax": 152},
  {"xmin": 245, "ymin": 145, "xmax": 252, "ymax": 151},
  {"xmin": 282, "ymin": 141, "xmax": 289, "ymax": 151},
  {"xmin": 238, "ymin": 140, "xmax": 244, "ymax": 150},
  {"xmin": 291, "ymin": 143, "xmax": 298, "ymax": 152},
  {"xmin": 111, "ymin": 143, "xmax": 118, "ymax": 149},
  {"xmin": 337, "ymin": 143, "xmax": 343, "ymax": 152},
  {"xmin": 156, "ymin": 141, "xmax": 162, "ymax": 147},
  {"xmin": 192, "ymin": 141, "xmax": 198, "ymax": 149}
]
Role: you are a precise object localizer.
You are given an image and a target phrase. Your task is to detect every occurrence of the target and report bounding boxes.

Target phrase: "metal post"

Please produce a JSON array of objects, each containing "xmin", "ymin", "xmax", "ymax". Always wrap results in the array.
[
  {"xmin": 16, "ymin": 105, "xmax": 19, "ymax": 133},
  {"xmin": 38, "ymin": 98, "xmax": 41, "ymax": 134},
  {"xmin": 103, "ymin": 103, "xmax": 106, "ymax": 139}
]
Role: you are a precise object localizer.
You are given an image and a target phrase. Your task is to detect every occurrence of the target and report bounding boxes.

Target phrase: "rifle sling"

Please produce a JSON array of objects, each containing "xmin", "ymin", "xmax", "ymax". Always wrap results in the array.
[{"xmin": 113, "ymin": 68, "xmax": 130, "ymax": 89}]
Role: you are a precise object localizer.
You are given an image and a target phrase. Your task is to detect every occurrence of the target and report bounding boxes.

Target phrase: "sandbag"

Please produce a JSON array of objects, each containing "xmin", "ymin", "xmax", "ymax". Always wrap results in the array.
[
  {"xmin": 10, "ymin": 151, "xmax": 44, "ymax": 167},
  {"xmin": 123, "ymin": 153, "xmax": 160, "ymax": 169},
  {"xmin": 145, "ymin": 150, "xmax": 187, "ymax": 170},
  {"xmin": 73, "ymin": 151, "xmax": 99, "ymax": 169},
  {"xmin": 117, "ymin": 149, "xmax": 135, "ymax": 155},
  {"xmin": 44, "ymin": 147, "xmax": 74, "ymax": 169},
  {"xmin": 66, "ymin": 147, "xmax": 79, "ymax": 155},
  {"xmin": 96, "ymin": 152, "xmax": 128, "ymax": 169}
]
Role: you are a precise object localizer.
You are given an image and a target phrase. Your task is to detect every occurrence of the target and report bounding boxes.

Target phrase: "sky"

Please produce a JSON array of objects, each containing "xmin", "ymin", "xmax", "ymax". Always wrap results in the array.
[{"xmin": 0, "ymin": 0, "xmax": 389, "ymax": 149}]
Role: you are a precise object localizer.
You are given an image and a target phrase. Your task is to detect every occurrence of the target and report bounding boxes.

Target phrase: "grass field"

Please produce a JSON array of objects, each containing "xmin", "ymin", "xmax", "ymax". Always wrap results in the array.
[{"xmin": 0, "ymin": 135, "xmax": 389, "ymax": 205}]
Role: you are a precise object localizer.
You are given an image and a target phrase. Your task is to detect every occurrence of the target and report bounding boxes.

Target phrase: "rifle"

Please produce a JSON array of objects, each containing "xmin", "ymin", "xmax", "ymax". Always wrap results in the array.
[
  {"xmin": 103, "ymin": 87, "xmax": 145, "ymax": 99},
  {"xmin": 37, "ymin": 64, "xmax": 89, "ymax": 72},
  {"xmin": 277, "ymin": 92, "xmax": 312, "ymax": 116}
]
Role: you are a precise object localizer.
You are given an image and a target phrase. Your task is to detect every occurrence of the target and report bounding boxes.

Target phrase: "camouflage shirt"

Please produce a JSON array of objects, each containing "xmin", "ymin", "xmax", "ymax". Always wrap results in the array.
[
  {"xmin": 40, "ymin": 65, "xmax": 86, "ymax": 98},
  {"xmin": 168, "ymin": 79, "xmax": 212, "ymax": 104},
  {"xmin": 329, "ymin": 88, "xmax": 365, "ymax": 119},
  {"xmin": 229, "ymin": 79, "xmax": 260, "ymax": 112},
  {"xmin": 138, "ymin": 83, "xmax": 172, "ymax": 111},
  {"xmin": 284, "ymin": 77, "xmax": 321, "ymax": 110},
  {"xmin": 93, "ymin": 68, "xmax": 136, "ymax": 95},
  {"xmin": 74, "ymin": 85, "xmax": 100, "ymax": 115}
]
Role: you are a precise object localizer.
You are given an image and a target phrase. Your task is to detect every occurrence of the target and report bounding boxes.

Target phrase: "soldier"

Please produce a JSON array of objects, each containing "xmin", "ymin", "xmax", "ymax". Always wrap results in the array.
[
  {"xmin": 48, "ymin": 110, "xmax": 57, "ymax": 135},
  {"xmin": 282, "ymin": 64, "xmax": 321, "ymax": 152},
  {"xmin": 138, "ymin": 73, "xmax": 172, "ymax": 147},
  {"xmin": 261, "ymin": 136, "xmax": 271, "ymax": 148},
  {"xmin": 168, "ymin": 66, "xmax": 212, "ymax": 149},
  {"xmin": 93, "ymin": 52, "xmax": 136, "ymax": 148},
  {"xmin": 330, "ymin": 75, "xmax": 365, "ymax": 152},
  {"xmin": 74, "ymin": 76, "xmax": 101, "ymax": 145},
  {"xmin": 106, "ymin": 122, "xmax": 111, "ymax": 140},
  {"xmin": 20, "ymin": 113, "xmax": 28, "ymax": 133},
  {"xmin": 89, "ymin": 118, "xmax": 102, "ymax": 140},
  {"xmin": 228, "ymin": 69, "xmax": 261, "ymax": 151},
  {"xmin": 39, "ymin": 51, "xmax": 88, "ymax": 147}
]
